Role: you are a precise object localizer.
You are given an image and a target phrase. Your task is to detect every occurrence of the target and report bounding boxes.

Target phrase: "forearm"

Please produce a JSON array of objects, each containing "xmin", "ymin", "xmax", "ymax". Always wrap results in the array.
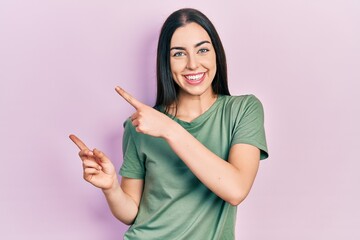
[
  {"xmin": 164, "ymin": 122, "xmax": 256, "ymax": 206},
  {"xmin": 102, "ymin": 181, "xmax": 138, "ymax": 225}
]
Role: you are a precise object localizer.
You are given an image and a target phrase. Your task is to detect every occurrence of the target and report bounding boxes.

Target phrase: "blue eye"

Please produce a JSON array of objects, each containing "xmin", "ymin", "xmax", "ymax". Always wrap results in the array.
[
  {"xmin": 173, "ymin": 52, "xmax": 185, "ymax": 57},
  {"xmin": 198, "ymin": 48, "xmax": 209, "ymax": 54}
]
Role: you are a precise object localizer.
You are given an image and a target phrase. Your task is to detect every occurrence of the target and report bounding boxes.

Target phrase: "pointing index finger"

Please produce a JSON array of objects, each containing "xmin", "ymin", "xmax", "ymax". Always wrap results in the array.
[
  {"xmin": 115, "ymin": 86, "xmax": 142, "ymax": 109},
  {"xmin": 69, "ymin": 134, "xmax": 89, "ymax": 151}
]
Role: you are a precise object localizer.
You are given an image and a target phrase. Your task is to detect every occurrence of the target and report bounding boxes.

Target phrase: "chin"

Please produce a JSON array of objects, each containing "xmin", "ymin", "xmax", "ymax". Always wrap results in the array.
[{"xmin": 181, "ymin": 86, "xmax": 213, "ymax": 97}]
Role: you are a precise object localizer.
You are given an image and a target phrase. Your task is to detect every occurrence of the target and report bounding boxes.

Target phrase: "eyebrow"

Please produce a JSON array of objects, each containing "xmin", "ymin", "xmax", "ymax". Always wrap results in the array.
[{"xmin": 170, "ymin": 40, "xmax": 211, "ymax": 51}]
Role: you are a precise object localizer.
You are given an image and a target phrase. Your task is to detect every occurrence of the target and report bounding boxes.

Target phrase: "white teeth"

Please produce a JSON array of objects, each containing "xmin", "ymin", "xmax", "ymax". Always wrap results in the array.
[{"xmin": 186, "ymin": 73, "xmax": 204, "ymax": 81}]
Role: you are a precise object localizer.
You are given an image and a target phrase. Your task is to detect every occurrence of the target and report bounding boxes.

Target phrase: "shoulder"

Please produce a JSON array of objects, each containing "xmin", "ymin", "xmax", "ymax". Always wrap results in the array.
[
  {"xmin": 123, "ymin": 117, "xmax": 133, "ymax": 130},
  {"xmin": 220, "ymin": 94, "xmax": 264, "ymax": 112},
  {"xmin": 123, "ymin": 118, "xmax": 139, "ymax": 140}
]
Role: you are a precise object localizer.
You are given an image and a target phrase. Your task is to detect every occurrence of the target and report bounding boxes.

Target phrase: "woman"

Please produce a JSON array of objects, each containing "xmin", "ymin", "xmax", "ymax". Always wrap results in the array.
[{"xmin": 70, "ymin": 8, "xmax": 268, "ymax": 239}]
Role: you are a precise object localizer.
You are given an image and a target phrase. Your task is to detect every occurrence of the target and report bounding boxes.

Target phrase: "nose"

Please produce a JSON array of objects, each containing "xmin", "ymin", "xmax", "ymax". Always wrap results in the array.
[{"xmin": 186, "ymin": 53, "xmax": 199, "ymax": 70}]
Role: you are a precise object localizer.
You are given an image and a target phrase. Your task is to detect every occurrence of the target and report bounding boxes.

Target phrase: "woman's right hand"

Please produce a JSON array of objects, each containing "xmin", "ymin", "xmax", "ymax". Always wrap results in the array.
[{"xmin": 69, "ymin": 134, "xmax": 117, "ymax": 190}]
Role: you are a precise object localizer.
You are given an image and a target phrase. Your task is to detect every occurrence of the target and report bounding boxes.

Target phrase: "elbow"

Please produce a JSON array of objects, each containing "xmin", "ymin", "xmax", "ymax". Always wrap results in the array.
[
  {"xmin": 226, "ymin": 191, "xmax": 248, "ymax": 206},
  {"xmin": 228, "ymin": 196, "xmax": 245, "ymax": 206},
  {"xmin": 123, "ymin": 220, "xmax": 134, "ymax": 226},
  {"xmin": 113, "ymin": 209, "xmax": 137, "ymax": 225},
  {"xmin": 116, "ymin": 216, "xmax": 135, "ymax": 226}
]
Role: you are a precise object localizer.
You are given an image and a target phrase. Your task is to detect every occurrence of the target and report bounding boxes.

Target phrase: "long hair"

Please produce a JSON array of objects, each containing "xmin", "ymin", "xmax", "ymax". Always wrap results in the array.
[{"xmin": 155, "ymin": 8, "xmax": 230, "ymax": 111}]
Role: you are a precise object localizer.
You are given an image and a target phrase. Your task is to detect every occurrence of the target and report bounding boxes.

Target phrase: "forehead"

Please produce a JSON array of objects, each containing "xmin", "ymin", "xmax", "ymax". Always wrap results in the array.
[{"xmin": 170, "ymin": 22, "xmax": 211, "ymax": 46}]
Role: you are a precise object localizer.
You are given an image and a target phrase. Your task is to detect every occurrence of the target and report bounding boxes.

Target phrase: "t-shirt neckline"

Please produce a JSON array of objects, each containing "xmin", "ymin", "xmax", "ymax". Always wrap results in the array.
[{"xmin": 162, "ymin": 95, "xmax": 224, "ymax": 127}]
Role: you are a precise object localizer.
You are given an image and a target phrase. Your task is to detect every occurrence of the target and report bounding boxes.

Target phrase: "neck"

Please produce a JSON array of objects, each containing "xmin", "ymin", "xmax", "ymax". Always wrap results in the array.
[{"xmin": 170, "ymin": 90, "xmax": 217, "ymax": 122}]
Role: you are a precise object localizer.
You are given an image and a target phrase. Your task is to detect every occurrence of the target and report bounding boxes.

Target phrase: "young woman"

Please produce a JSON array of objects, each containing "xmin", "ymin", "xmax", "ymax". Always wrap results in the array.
[{"xmin": 70, "ymin": 8, "xmax": 268, "ymax": 239}]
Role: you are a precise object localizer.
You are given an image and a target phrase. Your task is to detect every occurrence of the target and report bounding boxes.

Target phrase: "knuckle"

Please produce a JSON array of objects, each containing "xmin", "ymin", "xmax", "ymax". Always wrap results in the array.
[
  {"xmin": 95, "ymin": 149, "xmax": 103, "ymax": 157},
  {"xmin": 79, "ymin": 149, "xmax": 88, "ymax": 157},
  {"xmin": 82, "ymin": 160, "xmax": 89, "ymax": 168},
  {"xmin": 84, "ymin": 174, "xmax": 92, "ymax": 182}
]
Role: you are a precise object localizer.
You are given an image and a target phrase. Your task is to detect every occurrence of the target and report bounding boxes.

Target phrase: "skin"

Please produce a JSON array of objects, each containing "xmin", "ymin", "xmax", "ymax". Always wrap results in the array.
[
  {"xmin": 70, "ymin": 22, "xmax": 260, "ymax": 225},
  {"xmin": 168, "ymin": 22, "xmax": 218, "ymax": 121}
]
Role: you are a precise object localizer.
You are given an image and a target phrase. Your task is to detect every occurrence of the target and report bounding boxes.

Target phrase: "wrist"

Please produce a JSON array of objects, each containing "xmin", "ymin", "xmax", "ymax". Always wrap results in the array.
[
  {"xmin": 102, "ymin": 175, "xmax": 120, "ymax": 195},
  {"xmin": 162, "ymin": 120, "xmax": 182, "ymax": 142}
]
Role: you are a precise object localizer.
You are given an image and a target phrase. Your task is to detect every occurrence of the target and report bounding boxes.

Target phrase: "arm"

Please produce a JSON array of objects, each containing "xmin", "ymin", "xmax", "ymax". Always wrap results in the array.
[
  {"xmin": 115, "ymin": 87, "xmax": 261, "ymax": 206},
  {"xmin": 164, "ymin": 122, "xmax": 260, "ymax": 206},
  {"xmin": 69, "ymin": 135, "xmax": 143, "ymax": 224},
  {"xmin": 103, "ymin": 176, "xmax": 143, "ymax": 225}
]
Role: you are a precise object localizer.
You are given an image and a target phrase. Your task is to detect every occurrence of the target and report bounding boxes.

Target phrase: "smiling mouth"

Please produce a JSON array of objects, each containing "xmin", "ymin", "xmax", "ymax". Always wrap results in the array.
[{"xmin": 184, "ymin": 73, "xmax": 205, "ymax": 85}]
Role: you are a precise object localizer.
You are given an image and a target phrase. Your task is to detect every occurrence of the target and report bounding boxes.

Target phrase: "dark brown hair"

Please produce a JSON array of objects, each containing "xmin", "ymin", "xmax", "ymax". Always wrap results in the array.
[{"xmin": 155, "ymin": 8, "xmax": 230, "ymax": 110}]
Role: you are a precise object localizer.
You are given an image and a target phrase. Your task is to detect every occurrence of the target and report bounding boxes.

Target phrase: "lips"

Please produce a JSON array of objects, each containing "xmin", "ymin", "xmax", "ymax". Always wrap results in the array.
[{"xmin": 183, "ymin": 72, "xmax": 205, "ymax": 85}]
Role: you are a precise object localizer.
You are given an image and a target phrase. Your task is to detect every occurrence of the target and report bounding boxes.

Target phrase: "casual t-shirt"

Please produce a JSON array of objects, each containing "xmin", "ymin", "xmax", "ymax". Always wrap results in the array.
[{"xmin": 120, "ymin": 94, "xmax": 268, "ymax": 240}]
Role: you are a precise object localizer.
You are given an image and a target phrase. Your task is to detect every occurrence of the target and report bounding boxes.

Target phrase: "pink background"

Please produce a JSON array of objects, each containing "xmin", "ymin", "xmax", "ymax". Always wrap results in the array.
[{"xmin": 1, "ymin": 0, "xmax": 359, "ymax": 239}]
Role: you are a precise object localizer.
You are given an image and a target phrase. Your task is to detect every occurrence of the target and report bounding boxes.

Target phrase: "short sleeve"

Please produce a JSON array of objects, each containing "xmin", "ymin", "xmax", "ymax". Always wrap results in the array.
[
  {"xmin": 231, "ymin": 95, "xmax": 269, "ymax": 160},
  {"xmin": 120, "ymin": 119, "xmax": 145, "ymax": 179}
]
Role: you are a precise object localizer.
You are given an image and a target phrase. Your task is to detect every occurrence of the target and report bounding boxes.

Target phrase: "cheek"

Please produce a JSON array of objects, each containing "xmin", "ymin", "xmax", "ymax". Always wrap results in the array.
[
  {"xmin": 170, "ymin": 59, "xmax": 186, "ymax": 74},
  {"xmin": 203, "ymin": 58, "xmax": 217, "ymax": 72},
  {"xmin": 170, "ymin": 61, "xmax": 181, "ymax": 84},
  {"xmin": 210, "ymin": 53, "xmax": 217, "ymax": 68},
  {"xmin": 205, "ymin": 54, "xmax": 217, "ymax": 79},
  {"xmin": 202, "ymin": 51, "xmax": 216, "ymax": 69}
]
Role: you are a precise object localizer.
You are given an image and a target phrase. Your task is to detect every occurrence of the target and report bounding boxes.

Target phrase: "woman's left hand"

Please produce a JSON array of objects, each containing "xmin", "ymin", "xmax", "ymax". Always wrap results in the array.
[{"xmin": 115, "ymin": 86, "xmax": 176, "ymax": 138}]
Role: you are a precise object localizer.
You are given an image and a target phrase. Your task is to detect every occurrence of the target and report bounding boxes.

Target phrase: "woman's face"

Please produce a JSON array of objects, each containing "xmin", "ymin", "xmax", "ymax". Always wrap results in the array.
[{"xmin": 169, "ymin": 22, "xmax": 217, "ymax": 98}]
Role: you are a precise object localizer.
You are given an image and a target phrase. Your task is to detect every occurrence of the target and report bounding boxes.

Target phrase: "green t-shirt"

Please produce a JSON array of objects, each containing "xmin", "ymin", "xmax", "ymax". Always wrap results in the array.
[{"xmin": 120, "ymin": 94, "xmax": 268, "ymax": 240}]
